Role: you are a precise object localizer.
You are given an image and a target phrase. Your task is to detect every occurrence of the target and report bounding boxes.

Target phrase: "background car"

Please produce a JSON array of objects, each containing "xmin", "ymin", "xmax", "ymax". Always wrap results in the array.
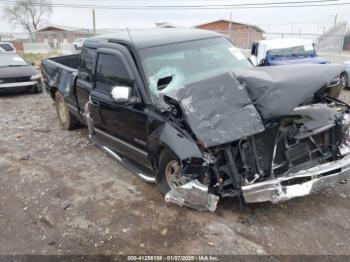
[
  {"xmin": 0, "ymin": 53, "xmax": 42, "ymax": 95},
  {"xmin": 0, "ymin": 42, "xmax": 16, "ymax": 53},
  {"xmin": 249, "ymin": 38, "xmax": 329, "ymax": 66},
  {"xmin": 249, "ymin": 38, "xmax": 345, "ymax": 98},
  {"xmin": 73, "ymin": 38, "xmax": 87, "ymax": 50}
]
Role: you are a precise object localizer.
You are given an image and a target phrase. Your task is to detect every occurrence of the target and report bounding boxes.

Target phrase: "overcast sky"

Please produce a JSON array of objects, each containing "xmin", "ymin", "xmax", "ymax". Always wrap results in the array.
[{"xmin": 0, "ymin": 0, "xmax": 349, "ymax": 34}]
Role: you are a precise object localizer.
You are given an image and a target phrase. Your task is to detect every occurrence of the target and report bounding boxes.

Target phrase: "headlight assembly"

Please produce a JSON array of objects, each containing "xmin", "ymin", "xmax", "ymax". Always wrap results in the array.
[{"xmin": 30, "ymin": 74, "xmax": 41, "ymax": 81}]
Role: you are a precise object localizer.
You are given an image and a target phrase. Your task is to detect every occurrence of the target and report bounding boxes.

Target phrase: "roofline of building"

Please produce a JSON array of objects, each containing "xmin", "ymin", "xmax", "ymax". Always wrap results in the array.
[
  {"xmin": 193, "ymin": 19, "xmax": 265, "ymax": 33},
  {"xmin": 35, "ymin": 24, "xmax": 89, "ymax": 32}
]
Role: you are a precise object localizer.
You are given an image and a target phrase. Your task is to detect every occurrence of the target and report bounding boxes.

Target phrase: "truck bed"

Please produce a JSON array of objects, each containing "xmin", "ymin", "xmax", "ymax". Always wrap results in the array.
[
  {"xmin": 47, "ymin": 54, "xmax": 80, "ymax": 70},
  {"xmin": 41, "ymin": 54, "xmax": 81, "ymax": 118},
  {"xmin": 41, "ymin": 54, "xmax": 80, "ymax": 98}
]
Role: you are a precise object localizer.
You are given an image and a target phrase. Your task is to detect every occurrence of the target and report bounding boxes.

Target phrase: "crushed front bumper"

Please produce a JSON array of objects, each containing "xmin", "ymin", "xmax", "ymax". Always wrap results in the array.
[{"xmin": 242, "ymin": 154, "xmax": 350, "ymax": 203}]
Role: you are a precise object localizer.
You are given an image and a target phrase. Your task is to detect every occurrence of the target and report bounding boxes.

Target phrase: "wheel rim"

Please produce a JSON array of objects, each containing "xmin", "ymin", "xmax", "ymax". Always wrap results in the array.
[
  {"xmin": 164, "ymin": 160, "xmax": 191, "ymax": 189},
  {"xmin": 58, "ymin": 98, "xmax": 67, "ymax": 124},
  {"xmin": 340, "ymin": 75, "xmax": 347, "ymax": 89}
]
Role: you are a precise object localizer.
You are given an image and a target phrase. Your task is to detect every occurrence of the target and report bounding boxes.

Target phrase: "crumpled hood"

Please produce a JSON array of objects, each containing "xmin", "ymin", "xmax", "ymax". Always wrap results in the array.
[
  {"xmin": 235, "ymin": 63, "xmax": 343, "ymax": 119},
  {"xmin": 267, "ymin": 56, "xmax": 329, "ymax": 65},
  {"xmin": 0, "ymin": 66, "xmax": 38, "ymax": 79},
  {"xmin": 165, "ymin": 72, "xmax": 265, "ymax": 148},
  {"xmin": 164, "ymin": 64, "xmax": 343, "ymax": 147}
]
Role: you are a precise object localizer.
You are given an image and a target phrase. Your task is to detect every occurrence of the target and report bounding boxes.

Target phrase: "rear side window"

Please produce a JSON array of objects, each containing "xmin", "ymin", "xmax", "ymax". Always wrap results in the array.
[
  {"xmin": 0, "ymin": 43, "xmax": 15, "ymax": 52},
  {"xmin": 78, "ymin": 47, "xmax": 96, "ymax": 83},
  {"xmin": 95, "ymin": 53, "xmax": 129, "ymax": 93}
]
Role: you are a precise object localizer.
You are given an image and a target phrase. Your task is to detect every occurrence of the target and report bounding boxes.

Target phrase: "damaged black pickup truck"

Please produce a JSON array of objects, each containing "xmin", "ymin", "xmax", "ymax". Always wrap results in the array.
[{"xmin": 41, "ymin": 28, "xmax": 350, "ymax": 211}]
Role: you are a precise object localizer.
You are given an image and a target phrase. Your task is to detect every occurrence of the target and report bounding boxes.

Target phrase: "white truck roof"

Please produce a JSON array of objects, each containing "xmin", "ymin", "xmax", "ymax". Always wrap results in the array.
[{"xmin": 254, "ymin": 38, "xmax": 314, "ymax": 65}]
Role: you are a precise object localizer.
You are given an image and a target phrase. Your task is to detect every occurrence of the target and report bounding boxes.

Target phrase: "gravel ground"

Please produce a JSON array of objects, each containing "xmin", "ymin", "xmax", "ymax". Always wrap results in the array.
[{"xmin": 0, "ymin": 91, "xmax": 350, "ymax": 255}]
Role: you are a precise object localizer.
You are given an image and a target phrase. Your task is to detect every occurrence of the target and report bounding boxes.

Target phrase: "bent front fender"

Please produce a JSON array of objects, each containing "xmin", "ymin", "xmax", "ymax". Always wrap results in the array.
[{"xmin": 149, "ymin": 122, "xmax": 205, "ymax": 174}]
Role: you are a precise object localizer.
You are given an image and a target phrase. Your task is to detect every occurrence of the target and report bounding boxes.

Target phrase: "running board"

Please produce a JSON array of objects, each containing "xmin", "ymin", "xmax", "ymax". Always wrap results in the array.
[{"xmin": 102, "ymin": 146, "xmax": 156, "ymax": 184}]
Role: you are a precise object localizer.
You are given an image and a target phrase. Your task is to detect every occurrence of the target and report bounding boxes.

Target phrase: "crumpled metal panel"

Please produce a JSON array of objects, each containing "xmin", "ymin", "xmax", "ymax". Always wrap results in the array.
[
  {"xmin": 165, "ymin": 180, "xmax": 219, "ymax": 212},
  {"xmin": 235, "ymin": 64, "xmax": 344, "ymax": 120},
  {"xmin": 291, "ymin": 103, "xmax": 341, "ymax": 139},
  {"xmin": 41, "ymin": 58, "xmax": 78, "ymax": 97},
  {"xmin": 173, "ymin": 72, "xmax": 265, "ymax": 148}
]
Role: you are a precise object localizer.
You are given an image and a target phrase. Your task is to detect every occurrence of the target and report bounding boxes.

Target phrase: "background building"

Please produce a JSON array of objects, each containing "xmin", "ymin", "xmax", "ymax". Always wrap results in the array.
[
  {"xmin": 195, "ymin": 19, "xmax": 265, "ymax": 49},
  {"xmin": 34, "ymin": 24, "xmax": 91, "ymax": 47}
]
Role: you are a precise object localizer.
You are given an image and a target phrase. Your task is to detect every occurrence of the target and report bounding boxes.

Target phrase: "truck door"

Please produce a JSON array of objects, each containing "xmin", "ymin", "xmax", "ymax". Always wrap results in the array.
[
  {"xmin": 76, "ymin": 46, "xmax": 96, "ymax": 117},
  {"xmin": 89, "ymin": 46, "xmax": 150, "ymax": 168}
]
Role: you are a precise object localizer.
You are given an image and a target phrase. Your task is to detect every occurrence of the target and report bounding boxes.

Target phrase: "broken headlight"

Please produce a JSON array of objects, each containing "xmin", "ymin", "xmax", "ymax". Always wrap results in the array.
[{"xmin": 338, "ymin": 114, "xmax": 350, "ymax": 156}]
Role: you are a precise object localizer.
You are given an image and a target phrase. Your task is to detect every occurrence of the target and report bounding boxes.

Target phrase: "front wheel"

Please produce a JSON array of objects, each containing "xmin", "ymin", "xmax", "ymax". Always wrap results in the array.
[{"xmin": 156, "ymin": 150, "xmax": 192, "ymax": 195}]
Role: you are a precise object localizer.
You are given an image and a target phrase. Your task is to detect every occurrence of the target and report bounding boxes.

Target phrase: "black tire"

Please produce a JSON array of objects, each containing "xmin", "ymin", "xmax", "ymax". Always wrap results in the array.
[
  {"xmin": 156, "ymin": 150, "xmax": 176, "ymax": 195},
  {"xmin": 340, "ymin": 72, "xmax": 349, "ymax": 90},
  {"xmin": 55, "ymin": 91, "xmax": 80, "ymax": 130},
  {"xmin": 34, "ymin": 85, "xmax": 43, "ymax": 94},
  {"xmin": 35, "ymin": 85, "xmax": 43, "ymax": 93}
]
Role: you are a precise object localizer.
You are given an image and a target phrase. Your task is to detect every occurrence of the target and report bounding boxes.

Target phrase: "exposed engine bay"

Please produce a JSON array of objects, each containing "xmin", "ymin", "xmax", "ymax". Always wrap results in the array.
[{"xmin": 160, "ymin": 64, "xmax": 350, "ymax": 210}]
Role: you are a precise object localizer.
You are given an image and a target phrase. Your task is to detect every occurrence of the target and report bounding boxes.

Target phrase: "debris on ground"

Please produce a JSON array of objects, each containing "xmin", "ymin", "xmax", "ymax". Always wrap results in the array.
[{"xmin": 19, "ymin": 154, "xmax": 31, "ymax": 160}]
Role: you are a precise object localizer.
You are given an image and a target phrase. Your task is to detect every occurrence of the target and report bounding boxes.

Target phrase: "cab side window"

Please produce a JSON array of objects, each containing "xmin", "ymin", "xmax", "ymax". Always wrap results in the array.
[
  {"xmin": 78, "ymin": 47, "xmax": 96, "ymax": 83},
  {"xmin": 95, "ymin": 53, "xmax": 129, "ymax": 93}
]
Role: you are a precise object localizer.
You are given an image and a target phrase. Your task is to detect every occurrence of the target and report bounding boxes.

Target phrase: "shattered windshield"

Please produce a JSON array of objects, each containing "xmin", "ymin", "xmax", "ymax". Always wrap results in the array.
[
  {"xmin": 268, "ymin": 43, "xmax": 315, "ymax": 58},
  {"xmin": 0, "ymin": 53, "xmax": 28, "ymax": 67},
  {"xmin": 140, "ymin": 37, "xmax": 252, "ymax": 98}
]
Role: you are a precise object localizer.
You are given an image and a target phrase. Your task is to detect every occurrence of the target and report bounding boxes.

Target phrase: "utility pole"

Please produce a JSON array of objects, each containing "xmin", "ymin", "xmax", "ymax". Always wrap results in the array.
[
  {"xmin": 92, "ymin": 9, "xmax": 96, "ymax": 34},
  {"xmin": 229, "ymin": 12, "xmax": 232, "ymax": 40},
  {"xmin": 331, "ymin": 14, "xmax": 338, "ymax": 27}
]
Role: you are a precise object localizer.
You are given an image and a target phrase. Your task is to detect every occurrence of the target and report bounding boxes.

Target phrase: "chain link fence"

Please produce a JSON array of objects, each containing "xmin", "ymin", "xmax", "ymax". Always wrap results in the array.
[{"xmin": 1, "ymin": 25, "xmax": 349, "ymax": 54}]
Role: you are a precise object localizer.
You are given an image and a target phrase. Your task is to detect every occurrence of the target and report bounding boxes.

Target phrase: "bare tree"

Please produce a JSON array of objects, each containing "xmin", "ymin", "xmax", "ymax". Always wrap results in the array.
[{"xmin": 3, "ymin": 0, "xmax": 52, "ymax": 40}]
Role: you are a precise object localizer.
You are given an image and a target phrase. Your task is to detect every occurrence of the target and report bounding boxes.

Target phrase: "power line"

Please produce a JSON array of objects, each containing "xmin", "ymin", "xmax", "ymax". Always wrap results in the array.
[
  {"xmin": 16, "ymin": 0, "xmax": 341, "ymax": 7},
  {"xmin": 0, "ymin": 0, "xmax": 349, "ymax": 9}
]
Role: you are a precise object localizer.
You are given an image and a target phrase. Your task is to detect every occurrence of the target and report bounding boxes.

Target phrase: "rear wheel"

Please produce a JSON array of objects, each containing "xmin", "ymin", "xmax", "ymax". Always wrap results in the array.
[
  {"xmin": 156, "ymin": 150, "xmax": 192, "ymax": 194},
  {"xmin": 55, "ymin": 92, "xmax": 80, "ymax": 130}
]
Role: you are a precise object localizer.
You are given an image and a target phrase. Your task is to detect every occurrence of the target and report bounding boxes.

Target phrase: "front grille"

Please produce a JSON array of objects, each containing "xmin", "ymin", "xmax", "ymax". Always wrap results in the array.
[{"xmin": 1, "ymin": 76, "xmax": 31, "ymax": 84}]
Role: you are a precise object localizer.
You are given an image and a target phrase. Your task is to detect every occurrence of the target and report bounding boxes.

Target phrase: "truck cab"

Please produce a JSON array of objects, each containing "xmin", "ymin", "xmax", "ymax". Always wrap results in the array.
[{"xmin": 249, "ymin": 38, "xmax": 329, "ymax": 66}]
